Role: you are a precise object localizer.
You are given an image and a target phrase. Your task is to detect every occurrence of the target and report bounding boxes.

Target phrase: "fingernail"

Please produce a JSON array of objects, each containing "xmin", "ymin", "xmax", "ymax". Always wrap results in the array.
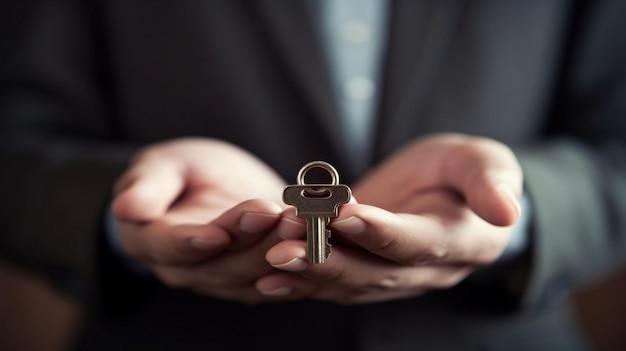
[
  {"xmin": 239, "ymin": 212, "xmax": 280, "ymax": 234},
  {"xmin": 497, "ymin": 183, "xmax": 521, "ymax": 218},
  {"xmin": 190, "ymin": 238, "xmax": 223, "ymax": 251},
  {"xmin": 332, "ymin": 216, "xmax": 366, "ymax": 236},
  {"xmin": 260, "ymin": 286, "xmax": 293, "ymax": 297},
  {"xmin": 271, "ymin": 256, "xmax": 308, "ymax": 272}
]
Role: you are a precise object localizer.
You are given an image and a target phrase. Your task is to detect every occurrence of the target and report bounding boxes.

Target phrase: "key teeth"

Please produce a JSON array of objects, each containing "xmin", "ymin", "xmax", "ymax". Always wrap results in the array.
[{"xmin": 325, "ymin": 228, "xmax": 332, "ymax": 260}]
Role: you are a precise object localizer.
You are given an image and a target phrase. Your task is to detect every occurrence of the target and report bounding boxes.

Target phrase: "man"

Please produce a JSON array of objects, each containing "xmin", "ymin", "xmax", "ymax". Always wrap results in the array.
[{"xmin": 1, "ymin": 1, "xmax": 625, "ymax": 350}]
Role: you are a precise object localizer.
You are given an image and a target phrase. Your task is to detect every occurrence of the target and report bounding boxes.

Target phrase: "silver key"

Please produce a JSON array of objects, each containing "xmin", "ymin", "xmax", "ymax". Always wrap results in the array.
[{"xmin": 283, "ymin": 161, "xmax": 352, "ymax": 264}]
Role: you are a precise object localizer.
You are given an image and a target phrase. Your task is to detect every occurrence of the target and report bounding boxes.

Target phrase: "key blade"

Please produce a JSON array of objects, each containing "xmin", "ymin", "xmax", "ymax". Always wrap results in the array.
[{"xmin": 307, "ymin": 217, "xmax": 331, "ymax": 264}]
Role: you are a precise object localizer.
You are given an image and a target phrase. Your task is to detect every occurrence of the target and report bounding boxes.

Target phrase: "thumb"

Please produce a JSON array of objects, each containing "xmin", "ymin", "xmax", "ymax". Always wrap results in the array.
[
  {"xmin": 443, "ymin": 138, "xmax": 523, "ymax": 226},
  {"xmin": 112, "ymin": 156, "xmax": 186, "ymax": 222},
  {"xmin": 464, "ymin": 171, "xmax": 522, "ymax": 227}
]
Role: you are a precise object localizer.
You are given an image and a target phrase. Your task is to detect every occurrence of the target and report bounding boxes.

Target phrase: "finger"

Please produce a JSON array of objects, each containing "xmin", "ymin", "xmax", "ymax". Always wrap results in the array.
[
  {"xmin": 276, "ymin": 207, "xmax": 306, "ymax": 240},
  {"xmin": 330, "ymin": 201, "xmax": 510, "ymax": 266},
  {"xmin": 255, "ymin": 272, "xmax": 319, "ymax": 299},
  {"xmin": 442, "ymin": 137, "xmax": 523, "ymax": 226},
  {"xmin": 331, "ymin": 204, "xmax": 450, "ymax": 265},
  {"xmin": 182, "ymin": 229, "xmax": 286, "ymax": 293},
  {"xmin": 154, "ymin": 264, "xmax": 281, "ymax": 304},
  {"xmin": 210, "ymin": 199, "xmax": 283, "ymax": 249},
  {"xmin": 121, "ymin": 199, "xmax": 283, "ymax": 265},
  {"xmin": 120, "ymin": 220, "xmax": 231, "ymax": 266},
  {"xmin": 147, "ymin": 231, "xmax": 285, "ymax": 303},
  {"xmin": 112, "ymin": 155, "xmax": 186, "ymax": 222},
  {"xmin": 265, "ymin": 240, "xmax": 471, "ymax": 304}
]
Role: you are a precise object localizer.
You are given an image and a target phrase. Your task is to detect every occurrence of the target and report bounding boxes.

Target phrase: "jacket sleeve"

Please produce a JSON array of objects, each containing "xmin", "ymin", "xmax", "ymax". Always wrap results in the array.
[
  {"xmin": 515, "ymin": 0, "xmax": 626, "ymax": 309},
  {"xmin": 0, "ymin": 1, "xmax": 131, "ymax": 289}
]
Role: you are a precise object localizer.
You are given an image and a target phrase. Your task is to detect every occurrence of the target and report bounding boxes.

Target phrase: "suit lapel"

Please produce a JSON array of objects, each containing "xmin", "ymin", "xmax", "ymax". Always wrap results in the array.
[
  {"xmin": 375, "ymin": 0, "xmax": 465, "ymax": 159},
  {"xmin": 253, "ymin": 1, "xmax": 464, "ymax": 174},
  {"xmin": 253, "ymin": 1, "xmax": 349, "ymax": 166}
]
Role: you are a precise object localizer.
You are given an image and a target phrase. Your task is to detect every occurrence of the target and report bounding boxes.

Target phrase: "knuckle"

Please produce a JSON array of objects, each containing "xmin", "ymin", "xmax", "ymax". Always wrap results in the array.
[
  {"xmin": 363, "ymin": 274, "xmax": 402, "ymax": 293},
  {"xmin": 406, "ymin": 244, "xmax": 448, "ymax": 265}
]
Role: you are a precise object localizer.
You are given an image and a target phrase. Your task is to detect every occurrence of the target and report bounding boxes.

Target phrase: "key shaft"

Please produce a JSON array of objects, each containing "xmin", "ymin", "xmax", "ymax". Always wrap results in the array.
[{"xmin": 305, "ymin": 216, "xmax": 331, "ymax": 264}]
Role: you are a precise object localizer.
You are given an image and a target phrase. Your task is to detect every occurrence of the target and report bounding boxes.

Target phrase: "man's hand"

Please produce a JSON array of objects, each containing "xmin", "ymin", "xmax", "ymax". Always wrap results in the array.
[
  {"xmin": 111, "ymin": 138, "xmax": 291, "ymax": 304},
  {"xmin": 259, "ymin": 134, "xmax": 524, "ymax": 304}
]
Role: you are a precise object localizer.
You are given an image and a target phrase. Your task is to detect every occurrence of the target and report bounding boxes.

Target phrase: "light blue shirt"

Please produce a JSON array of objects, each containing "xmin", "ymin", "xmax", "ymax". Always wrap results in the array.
[{"xmin": 315, "ymin": 0, "xmax": 389, "ymax": 173}]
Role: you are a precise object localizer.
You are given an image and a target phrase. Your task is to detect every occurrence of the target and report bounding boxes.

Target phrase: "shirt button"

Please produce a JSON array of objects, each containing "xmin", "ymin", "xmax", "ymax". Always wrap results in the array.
[
  {"xmin": 342, "ymin": 20, "xmax": 371, "ymax": 44},
  {"xmin": 344, "ymin": 77, "xmax": 375, "ymax": 101}
]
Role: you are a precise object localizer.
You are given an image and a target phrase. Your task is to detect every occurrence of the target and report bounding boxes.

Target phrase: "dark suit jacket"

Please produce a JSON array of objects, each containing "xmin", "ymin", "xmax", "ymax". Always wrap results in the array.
[{"xmin": 1, "ymin": 1, "xmax": 626, "ymax": 350}]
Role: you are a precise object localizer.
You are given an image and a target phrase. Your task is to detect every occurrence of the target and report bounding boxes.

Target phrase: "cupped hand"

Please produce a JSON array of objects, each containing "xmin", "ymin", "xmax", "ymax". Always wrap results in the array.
[
  {"xmin": 111, "ymin": 138, "xmax": 292, "ymax": 304},
  {"xmin": 259, "ymin": 134, "xmax": 524, "ymax": 304}
]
